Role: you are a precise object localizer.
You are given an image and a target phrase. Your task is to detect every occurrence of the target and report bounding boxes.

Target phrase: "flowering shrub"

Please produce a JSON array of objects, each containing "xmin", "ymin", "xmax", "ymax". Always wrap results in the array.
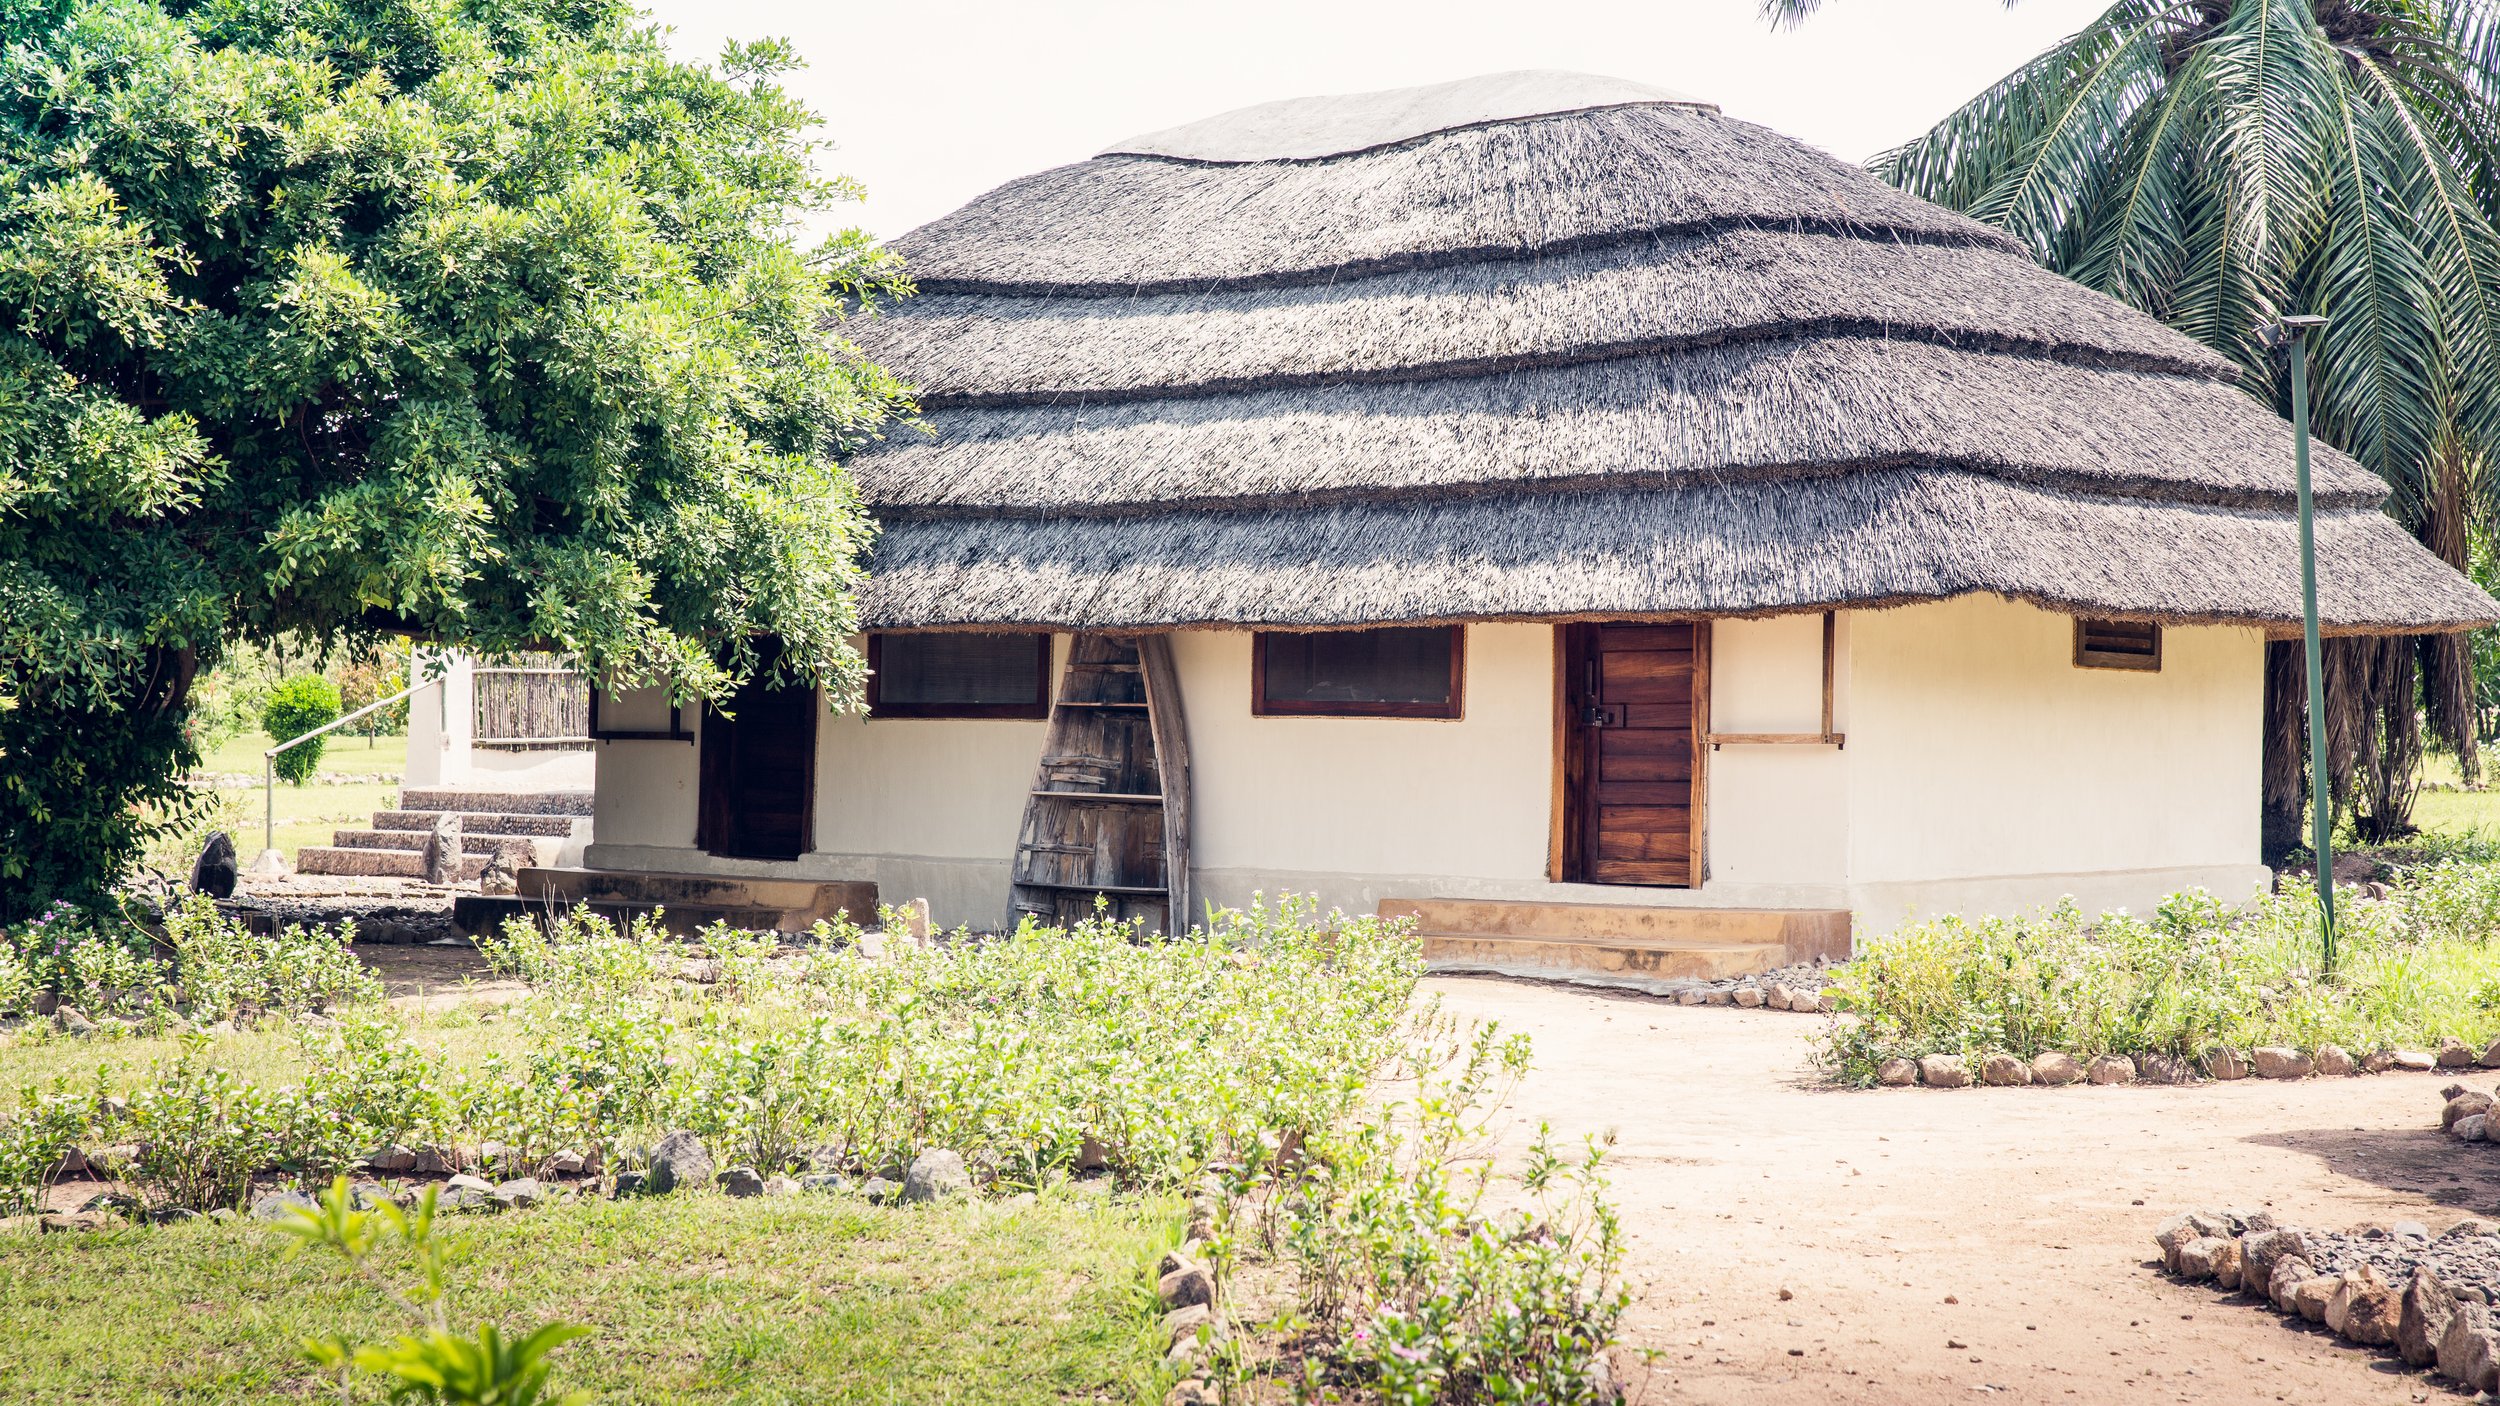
[{"xmin": 1821, "ymin": 862, "xmax": 2500, "ymax": 1081}]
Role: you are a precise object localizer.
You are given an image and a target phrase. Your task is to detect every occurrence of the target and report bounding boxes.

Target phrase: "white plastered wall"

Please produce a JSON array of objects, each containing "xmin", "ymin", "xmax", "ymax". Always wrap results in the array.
[
  {"xmin": 1842, "ymin": 595, "xmax": 2269, "ymax": 933},
  {"xmin": 580, "ymin": 602, "xmax": 2270, "ymax": 937}
]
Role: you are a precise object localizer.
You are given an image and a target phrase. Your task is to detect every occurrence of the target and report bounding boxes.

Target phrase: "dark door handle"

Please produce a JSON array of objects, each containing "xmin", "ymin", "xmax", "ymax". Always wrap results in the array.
[{"xmin": 1583, "ymin": 703, "xmax": 1625, "ymax": 728}]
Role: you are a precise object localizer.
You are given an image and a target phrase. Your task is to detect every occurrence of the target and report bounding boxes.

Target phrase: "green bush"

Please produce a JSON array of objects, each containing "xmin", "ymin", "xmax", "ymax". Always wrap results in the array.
[
  {"xmin": 1819, "ymin": 863, "xmax": 2500, "ymax": 1082},
  {"xmin": 261, "ymin": 676, "xmax": 343, "ymax": 785}
]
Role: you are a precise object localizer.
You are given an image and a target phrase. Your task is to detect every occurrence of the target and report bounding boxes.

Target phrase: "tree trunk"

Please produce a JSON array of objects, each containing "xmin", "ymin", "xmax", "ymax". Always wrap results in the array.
[
  {"xmin": 2261, "ymin": 639, "xmax": 2307, "ymax": 860},
  {"xmin": 2417, "ymin": 442, "xmax": 2481, "ymax": 785}
]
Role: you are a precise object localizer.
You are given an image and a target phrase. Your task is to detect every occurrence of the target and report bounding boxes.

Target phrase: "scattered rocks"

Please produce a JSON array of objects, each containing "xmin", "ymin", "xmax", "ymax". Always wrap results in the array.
[
  {"xmin": 2202, "ymin": 1048, "xmax": 2250, "ymax": 1081},
  {"xmin": 903, "ymin": 1149, "xmax": 971, "ymax": 1204},
  {"xmin": 366, "ymin": 1145, "xmax": 417, "ymax": 1173},
  {"xmin": 2252, "ymin": 1046, "xmax": 2313, "ymax": 1080},
  {"xmin": 1979, "ymin": 1053, "xmax": 2032, "ymax": 1087},
  {"xmin": 2031, "ymin": 1051, "xmax": 2083, "ymax": 1086},
  {"xmin": 1916, "ymin": 1054, "xmax": 1970, "ymax": 1089},
  {"xmin": 2446, "ymin": 1088, "xmax": 2496, "ymax": 1130},
  {"xmin": 492, "ymin": 1178, "xmax": 547, "ymax": 1210},
  {"xmin": 1765, "ymin": 985, "xmax": 1792, "ymax": 1011},
  {"xmin": 2399, "ymin": 1265, "xmax": 2456, "ymax": 1367},
  {"xmin": 800, "ymin": 1173, "xmax": 848, "ymax": 1195},
  {"xmin": 2441, "ymin": 1038, "xmax": 2480, "ymax": 1070},
  {"xmin": 548, "ymin": 1149, "xmax": 589, "ymax": 1176},
  {"xmin": 2395, "ymin": 1050, "xmax": 2439, "ymax": 1072},
  {"xmin": 440, "ymin": 1174, "xmax": 496, "ymax": 1211},
  {"xmin": 2138, "ymin": 1053, "xmax": 2193, "ymax": 1085},
  {"xmin": 645, "ymin": 1131, "xmax": 713, "ymax": 1196},
  {"xmin": 1875, "ymin": 1058, "xmax": 1918, "ymax": 1087},
  {"xmin": 1731, "ymin": 986, "xmax": 1765, "ymax": 1009},
  {"xmin": 718, "ymin": 1167, "xmax": 766, "ymax": 1198},
  {"xmin": 2441, "ymin": 1301, "xmax": 2500, "ymax": 1392},
  {"xmin": 762, "ymin": 1175, "xmax": 801, "ymax": 1197},
  {"xmin": 2482, "ymin": 1038, "xmax": 2500, "ymax": 1070},
  {"xmin": 860, "ymin": 1176, "xmax": 901, "ymax": 1204},
  {"xmin": 2459, "ymin": 1114, "xmax": 2490, "ymax": 1143},
  {"xmin": 52, "ymin": 1005, "xmax": 94, "ymax": 1036},
  {"xmin": 2086, "ymin": 1054, "xmax": 2136, "ymax": 1086},
  {"xmin": 2316, "ymin": 1044, "xmax": 2356, "ymax": 1077},
  {"xmin": 250, "ymin": 1190, "xmax": 318, "ymax": 1222},
  {"xmin": 1157, "ymin": 1253, "xmax": 1216, "ymax": 1311}
]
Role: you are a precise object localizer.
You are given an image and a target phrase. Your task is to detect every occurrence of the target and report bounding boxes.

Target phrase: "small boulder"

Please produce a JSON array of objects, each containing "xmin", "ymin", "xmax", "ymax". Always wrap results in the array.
[
  {"xmin": 2444, "ymin": 1090, "xmax": 2495, "ymax": 1130},
  {"xmin": 250, "ymin": 1189, "xmax": 318, "ymax": 1223},
  {"xmin": 491, "ymin": 1178, "xmax": 546, "ymax": 1210},
  {"xmin": 1875, "ymin": 1058, "xmax": 1918, "ymax": 1087},
  {"xmin": 2481, "ymin": 1037, "xmax": 2500, "ymax": 1070},
  {"xmin": 1732, "ymin": 986, "xmax": 1765, "ymax": 1009},
  {"xmin": 1165, "ymin": 1377, "xmax": 1220, "ymax": 1406},
  {"xmin": 1157, "ymin": 1254, "xmax": 1216, "ymax": 1310},
  {"xmin": 1704, "ymin": 989, "xmax": 1732, "ymax": 1006},
  {"xmin": 1979, "ymin": 1053, "xmax": 2032, "ymax": 1087},
  {"xmin": 2202, "ymin": 1048, "xmax": 2250, "ymax": 1081},
  {"xmin": 2439, "ymin": 1037, "xmax": 2479, "ymax": 1069},
  {"xmin": 2459, "ymin": 1114, "xmax": 2490, "ymax": 1143},
  {"xmin": 2031, "ymin": 1052, "xmax": 2084, "ymax": 1086},
  {"xmin": 2394, "ymin": 1050, "xmax": 2439, "ymax": 1072},
  {"xmin": 646, "ymin": 1130, "xmax": 714, "ymax": 1196},
  {"xmin": 2175, "ymin": 1236, "xmax": 2228, "ymax": 1281},
  {"xmin": 762, "ymin": 1175, "xmax": 801, "ymax": 1197},
  {"xmin": 2086, "ymin": 1054, "xmax": 2136, "ymax": 1086},
  {"xmin": 860, "ymin": 1176, "xmax": 902, "ymax": 1204},
  {"xmin": 718, "ymin": 1166, "xmax": 766, "ymax": 1198},
  {"xmin": 1163, "ymin": 1302, "xmax": 1213, "ymax": 1353},
  {"xmin": 2315, "ymin": 1044, "xmax": 2356, "ymax": 1077},
  {"xmin": 2270, "ymin": 1255, "xmax": 2315, "ymax": 1313},
  {"xmin": 2400, "ymin": 1265, "xmax": 2457, "ymax": 1367},
  {"xmin": 2252, "ymin": 1046, "xmax": 2313, "ymax": 1080},
  {"xmin": 2331, "ymin": 1265, "xmax": 2402, "ymax": 1346},
  {"xmin": 2138, "ymin": 1053, "xmax": 2192, "ymax": 1085},
  {"xmin": 902, "ymin": 1149, "xmax": 971, "ymax": 1204},
  {"xmin": 1765, "ymin": 985, "xmax": 1793, "ymax": 1011},
  {"xmin": 548, "ymin": 1149, "xmax": 588, "ymax": 1176},
  {"xmin": 366, "ymin": 1145, "xmax": 417, "ymax": 1174},
  {"xmin": 2294, "ymin": 1274, "xmax": 2339, "ymax": 1322},
  {"xmin": 478, "ymin": 853, "xmax": 518, "ymax": 896},
  {"xmin": 2439, "ymin": 1300, "xmax": 2500, "ymax": 1393},
  {"xmin": 1916, "ymin": 1054, "xmax": 1971, "ymax": 1089},
  {"xmin": 2243, "ymin": 1227, "xmax": 2309, "ymax": 1286},
  {"xmin": 1787, "ymin": 988, "xmax": 1822, "ymax": 1015},
  {"xmin": 1674, "ymin": 988, "xmax": 1705, "ymax": 1007},
  {"xmin": 799, "ymin": 1173, "xmax": 848, "ymax": 1195},
  {"xmin": 440, "ymin": 1173, "xmax": 495, "ymax": 1211},
  {"xmin": 2209, "ymin": 1237, "xmax": 2245, "ymax": 1289},
  {"xmin": 52, "ymin": 1005, "xmax": 95, "ymax": 1036},
  {"xmin": 411, "ymin": 1148, "xmax": 453, "ymax": 1176},
  {"xmin": 421, "ymin": 811, "xmax": 464, "ymax": 886},
  {"xmin": 2363, "ymin": 1049, "xmax": 2400, "ymax": 1074}
]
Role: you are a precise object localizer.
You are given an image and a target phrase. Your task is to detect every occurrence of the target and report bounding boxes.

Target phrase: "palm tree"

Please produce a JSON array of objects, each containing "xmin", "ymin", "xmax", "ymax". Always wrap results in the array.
[{"xmin": 1768, "ymin": 0, "xmax": 2500, "ymax": 842}]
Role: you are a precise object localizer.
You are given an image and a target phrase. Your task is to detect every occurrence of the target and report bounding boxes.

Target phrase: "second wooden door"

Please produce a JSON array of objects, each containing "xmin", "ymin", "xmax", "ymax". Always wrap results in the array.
[{"xmin": 1561, "ymin": 622, "xmax": 1704, "ymax": 886}]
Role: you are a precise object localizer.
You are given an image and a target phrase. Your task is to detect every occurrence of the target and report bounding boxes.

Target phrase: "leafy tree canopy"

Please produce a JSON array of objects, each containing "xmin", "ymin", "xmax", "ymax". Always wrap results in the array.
[{"xmin": 0, "ymin": 0, "xmax": 911, "ymax": 914}]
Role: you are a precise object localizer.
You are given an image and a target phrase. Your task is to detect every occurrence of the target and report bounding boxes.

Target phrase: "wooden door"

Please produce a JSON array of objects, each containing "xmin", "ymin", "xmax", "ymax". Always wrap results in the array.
[
  {"xmin": 1560, "ymin": 622, "xmax": 1705, "ymax": 886},
  {"xmin": 698, "ymin": 661, "xmax": 818, "ymax": 862}
]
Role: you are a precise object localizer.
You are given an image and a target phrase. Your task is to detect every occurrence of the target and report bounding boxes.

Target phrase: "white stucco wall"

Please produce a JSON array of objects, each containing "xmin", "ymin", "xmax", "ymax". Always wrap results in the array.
[
  {"xmin": 579, "ymin": 600, "xmax": 2272, "ymax": 939},
  {"xmin": 1843, "ymin": 596, "xmax": 2269, "ymax": 931}
]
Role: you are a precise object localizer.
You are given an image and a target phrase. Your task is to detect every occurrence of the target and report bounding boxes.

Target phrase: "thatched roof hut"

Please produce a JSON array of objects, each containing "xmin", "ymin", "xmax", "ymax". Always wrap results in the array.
[{"xmin": 848, "ymin": 71, "xmax": 2494, "ymax": 637}]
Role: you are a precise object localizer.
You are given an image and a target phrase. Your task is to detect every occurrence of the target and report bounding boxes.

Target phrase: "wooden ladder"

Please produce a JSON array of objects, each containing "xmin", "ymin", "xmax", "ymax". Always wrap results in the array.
[{"xmin": 1008, "ymin": 634, "xmax": 1193, "ymax": 934}]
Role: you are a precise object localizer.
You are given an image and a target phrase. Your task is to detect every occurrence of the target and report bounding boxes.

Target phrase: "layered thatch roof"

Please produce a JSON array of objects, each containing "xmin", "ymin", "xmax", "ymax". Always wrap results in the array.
[{"xmin": 851, "ymin": 70, "xmax": 2497, "ymax": 635}]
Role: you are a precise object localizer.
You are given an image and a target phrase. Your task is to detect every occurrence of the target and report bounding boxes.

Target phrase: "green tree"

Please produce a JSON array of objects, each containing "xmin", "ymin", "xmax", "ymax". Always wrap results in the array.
[
  {"xmin": 1767, "ymin": 0, "xmax": 2500, "ymax": 841},
  {"xmin": 0, "ymin": 0, "xmax": 910, "ymax": 917},
  {"xmin": 262, "ymin": 674, "xmax": 343, "ymax": 783}
]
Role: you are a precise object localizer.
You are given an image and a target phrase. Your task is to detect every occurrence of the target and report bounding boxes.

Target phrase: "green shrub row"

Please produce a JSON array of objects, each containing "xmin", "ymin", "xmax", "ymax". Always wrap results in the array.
[
  {"xmin": 1820, "ymin": 861, "xmax": 2500, "ymax": 1082},
  {"xmin": 0, "ymin": 898, "xmax": 378, "ymax": 1027}
]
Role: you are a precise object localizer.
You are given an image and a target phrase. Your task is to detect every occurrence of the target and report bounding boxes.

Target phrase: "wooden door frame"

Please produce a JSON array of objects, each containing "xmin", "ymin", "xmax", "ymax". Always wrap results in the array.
[{"xmin": 1546, "ymin": 621, "xmax": 1709, "ymax": 887}]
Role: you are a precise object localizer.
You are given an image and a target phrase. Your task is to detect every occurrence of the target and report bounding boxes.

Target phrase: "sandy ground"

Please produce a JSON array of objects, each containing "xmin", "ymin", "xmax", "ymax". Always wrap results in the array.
[{"xmin": 1429, "ymin": 975, "xmax": 2500, "ymax": 1406}]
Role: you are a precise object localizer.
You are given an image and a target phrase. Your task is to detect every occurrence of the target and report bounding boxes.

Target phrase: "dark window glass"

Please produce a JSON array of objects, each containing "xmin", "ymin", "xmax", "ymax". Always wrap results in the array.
[
  {"xmin": 868, "ymin": 633, "xmax": 1052, "ymax": 717},
  {"xmin": 1254, "ymin": 627, "xmax": 1463, "ymax": 718}
]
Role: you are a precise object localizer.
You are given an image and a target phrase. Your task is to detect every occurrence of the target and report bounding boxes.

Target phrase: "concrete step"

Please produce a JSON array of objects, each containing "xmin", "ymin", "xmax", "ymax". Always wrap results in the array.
[
  {"xmin": 297, "ymin": 847, "xmax": 490, "ymax": 880},
  {"xmin": 398, "ymin": 787, "xmax": 593, "ymax": 818},
  {"xmin": 498, "ymin": 868, "xmax": 877, "ymax": 936},
  {"xmin": 373, "ymin": 810, "xmax": 579, "ymax": 837},
  {"xmin": 327, "ymin": 830, "xmax": 549, "ymax": 863},
  {"xmin": 1379, "ymin": 897, "xmax": 1851, "ymax": 995}
]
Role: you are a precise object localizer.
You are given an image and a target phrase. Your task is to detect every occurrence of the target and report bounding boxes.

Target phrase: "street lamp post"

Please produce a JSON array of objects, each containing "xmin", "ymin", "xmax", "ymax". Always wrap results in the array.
[{"xmin": 2275, "ymin": 313, "xmax": 2336, "ymax": 976}]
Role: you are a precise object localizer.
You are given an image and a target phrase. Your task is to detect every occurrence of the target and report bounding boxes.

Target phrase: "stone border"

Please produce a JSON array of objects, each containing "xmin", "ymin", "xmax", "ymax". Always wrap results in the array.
[
  {"xmin": 2154, "ymin": 1208, "xmax": 2500, "ymax": 1392},
  {"xmin": 1873, "ymin": 1036, "xmax": 2500, "ymax": 1089}
]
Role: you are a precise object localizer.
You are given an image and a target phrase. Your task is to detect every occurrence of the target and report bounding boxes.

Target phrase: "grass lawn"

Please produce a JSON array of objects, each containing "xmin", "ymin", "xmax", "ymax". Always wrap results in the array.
[
  {"xmin": 2411, "ymin": 750, "xmax": 2500, "ymax": 840},
  {"xmin": 180, "ymin": 734, "xmax": 408, "ymax": 867},
  {"xmin": 0, "ymin": 1192, "xmax": 1176, "ymax": 1405}
]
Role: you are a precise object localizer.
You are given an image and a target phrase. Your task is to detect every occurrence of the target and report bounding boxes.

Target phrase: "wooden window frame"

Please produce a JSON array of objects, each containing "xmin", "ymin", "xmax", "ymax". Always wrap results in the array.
[
  {"xmin": 1251, "ymin": 626, "xmax": 1466, "ymax": 720},
  {"xmin": 2072, "ymin": 618, "xmax": 2163, "ymax": 672},
  {"xmin": 866, "ymin": 632, "xmax": 1054, "ymax": 719}
]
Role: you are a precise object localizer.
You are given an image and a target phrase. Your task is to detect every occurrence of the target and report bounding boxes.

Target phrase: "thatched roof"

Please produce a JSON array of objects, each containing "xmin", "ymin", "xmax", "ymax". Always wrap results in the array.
[{"xmin": 851, "ymin": 71, "xmax": 2498, "ymax": 636}]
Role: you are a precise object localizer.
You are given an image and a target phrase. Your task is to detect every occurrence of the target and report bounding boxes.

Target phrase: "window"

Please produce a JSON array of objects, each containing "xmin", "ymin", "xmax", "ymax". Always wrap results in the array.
[
  {"xmin": 2073, "ymin": 618, "xmax": 2161, "ymax": 672},
  {"xmin": 1253, "ymin": 626, "xmax": 1464, "ymax": 718},
  {"xmin": 867, "ymin": 633, "xmax": 1052, "ymax": 718}
]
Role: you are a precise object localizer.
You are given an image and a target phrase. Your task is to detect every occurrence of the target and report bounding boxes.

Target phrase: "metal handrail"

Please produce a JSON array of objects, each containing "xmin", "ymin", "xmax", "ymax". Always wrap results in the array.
[{"xmin": 258, "ymin": 659, "xmax": 448, "ymax": 859}]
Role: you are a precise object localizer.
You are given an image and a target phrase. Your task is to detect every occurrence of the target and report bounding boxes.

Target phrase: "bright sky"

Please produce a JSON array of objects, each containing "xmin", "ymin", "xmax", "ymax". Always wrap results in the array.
[{"xmin": 642, "ymin": 0, "xmax": 2112, "ymax": 244}]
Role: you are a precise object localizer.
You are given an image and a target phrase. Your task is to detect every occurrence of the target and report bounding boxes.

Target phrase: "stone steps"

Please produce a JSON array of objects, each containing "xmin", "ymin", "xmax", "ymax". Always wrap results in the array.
[
  {"xmin": 324, "ymin": 829, "xmax": 547, "ymax": 861},
  {"xmin": 1379, "ymin": 897, "xmax": 1851, "ymax": 996},
  {"xmin": 296, "ymin": 847, "xmax": 491, "ymax": 880},
  {"xmin": 372, "ymin": 810, "xmax": 578, "ymax": 837},
  {"xmin": 400, "ymin": 787, "xmax": 592, "ymax": 817}
]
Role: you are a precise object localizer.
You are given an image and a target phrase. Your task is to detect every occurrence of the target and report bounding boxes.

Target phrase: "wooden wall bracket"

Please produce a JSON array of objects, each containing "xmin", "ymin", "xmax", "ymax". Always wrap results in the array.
[{"xmin": 1703, "ymin": 612, "xmax": 1845, "ymax": 750}]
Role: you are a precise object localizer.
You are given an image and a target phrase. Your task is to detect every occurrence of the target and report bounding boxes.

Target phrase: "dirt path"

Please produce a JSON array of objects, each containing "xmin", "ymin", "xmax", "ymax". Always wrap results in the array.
[{"xmin": 1429, "ymin": 975, "xmax": 2500, "ymax": 1406}]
